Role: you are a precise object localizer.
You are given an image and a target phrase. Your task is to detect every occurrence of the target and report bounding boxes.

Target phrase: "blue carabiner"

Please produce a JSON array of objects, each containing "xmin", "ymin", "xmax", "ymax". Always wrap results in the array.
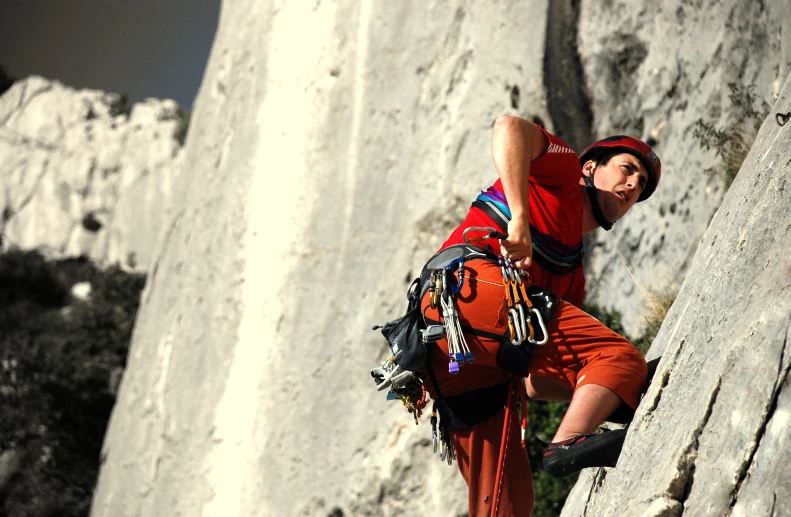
[{"xmin": 446, "ymin": 258, "xmax": 465, "ymax": 295}]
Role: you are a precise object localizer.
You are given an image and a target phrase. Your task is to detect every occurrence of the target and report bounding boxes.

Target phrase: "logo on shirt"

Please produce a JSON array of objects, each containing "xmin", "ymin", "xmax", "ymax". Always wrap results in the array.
[{"xmin": 547, "ymin": 143, "xmax": 575, "ymax": 154}]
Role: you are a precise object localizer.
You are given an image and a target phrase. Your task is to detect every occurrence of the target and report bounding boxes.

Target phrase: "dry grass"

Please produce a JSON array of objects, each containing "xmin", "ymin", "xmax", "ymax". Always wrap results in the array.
[{"xmin": 633, "ymin": 291, "xmax": 676, "ymax": 354}]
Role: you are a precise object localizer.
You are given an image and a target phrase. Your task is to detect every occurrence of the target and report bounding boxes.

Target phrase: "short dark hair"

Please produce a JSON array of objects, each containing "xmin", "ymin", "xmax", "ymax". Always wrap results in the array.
[{"xmin": 580, "ymin": 148, "xmax": 620, "ymax": 169}]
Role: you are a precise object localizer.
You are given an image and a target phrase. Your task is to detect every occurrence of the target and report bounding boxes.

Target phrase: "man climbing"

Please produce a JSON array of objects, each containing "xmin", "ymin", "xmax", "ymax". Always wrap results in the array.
[{"xmin": 420, "ymin": 115, "xmax": 662, "ymax": 516}]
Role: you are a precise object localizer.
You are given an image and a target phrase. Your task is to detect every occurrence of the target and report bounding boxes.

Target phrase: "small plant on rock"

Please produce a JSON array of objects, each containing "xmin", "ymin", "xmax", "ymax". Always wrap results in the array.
[
  {"xmin": 173, "ymin": 109, "xmax": 192, "ymax": 147},
  {"xmin": 693, "ymin": 82, "xmax": 770, "ymax": 189}
]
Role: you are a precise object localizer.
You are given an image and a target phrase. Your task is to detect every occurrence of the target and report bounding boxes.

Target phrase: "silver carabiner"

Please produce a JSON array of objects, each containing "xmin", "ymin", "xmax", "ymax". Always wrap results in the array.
[
  {"xmin": 516, "ymin": 303, "xmax": 528, "ymax": 342},
  {"xmin": 509, "ymin": 308, "xmax": 523, "ymax": 345},
  {"xmin": 505, "ymin": 260, "xmax": 518, "ymax": 283},
  {"xmin": 510, "ymin": 259, "xmax": 523, "ymax": 285},
  {"xmin": 528, "ymin": 307, "xmax": 549, "ymax": 345},
  {"xmin": 463, "ymin": 226, "xmax": 499, "ymax": 244}
]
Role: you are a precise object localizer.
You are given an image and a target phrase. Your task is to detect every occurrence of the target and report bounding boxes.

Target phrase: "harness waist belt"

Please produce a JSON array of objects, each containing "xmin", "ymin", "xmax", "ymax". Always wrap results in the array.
[{"xmin": 471, "ymin": 198, "xmax": 584, "ymax": 275}]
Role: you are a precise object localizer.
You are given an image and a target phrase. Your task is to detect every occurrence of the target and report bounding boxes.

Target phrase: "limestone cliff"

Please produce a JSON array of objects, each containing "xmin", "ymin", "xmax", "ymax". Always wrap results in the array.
[
  {"xmin": 560, "ymin": 72, "xmax": 791, "ymax": 517},
  {"xmin": 91, "ymin": 2, "xmax": 552, "ymax": 516},
  {"xmin": 3, "ymin": 3, "xmax": 789, "ymax": 339},
  {"xmin": 20, "ymin": 0, "xmax": 779, "ymax": 516},
  {"xmin": 0, "ymin": 76, "xmax": 185, "ymax": 271}
]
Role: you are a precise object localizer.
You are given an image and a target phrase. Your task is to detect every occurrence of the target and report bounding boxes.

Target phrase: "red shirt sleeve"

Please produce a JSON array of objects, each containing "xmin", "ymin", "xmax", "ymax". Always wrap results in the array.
[{"xmin": 528, "ymin": 127, "xmax": 581, "ymax": 188}]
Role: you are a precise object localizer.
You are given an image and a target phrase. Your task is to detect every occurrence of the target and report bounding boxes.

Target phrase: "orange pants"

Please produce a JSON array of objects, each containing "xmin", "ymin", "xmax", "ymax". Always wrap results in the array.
[{"xmin": 422, "ymin": 260, "xmax": 647, "ymax": 516}]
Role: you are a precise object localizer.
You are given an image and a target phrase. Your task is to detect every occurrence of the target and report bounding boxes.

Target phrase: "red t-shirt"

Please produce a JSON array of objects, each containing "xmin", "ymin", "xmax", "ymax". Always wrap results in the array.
[{"xmin": 440, "ymin": 127, "xmax": 586, "ymax": 307}]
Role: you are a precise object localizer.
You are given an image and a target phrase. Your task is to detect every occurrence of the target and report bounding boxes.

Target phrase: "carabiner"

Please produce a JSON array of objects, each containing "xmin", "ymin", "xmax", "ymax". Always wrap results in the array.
[
  {"xmin": 508, "ymin": 309, "xmax": 523, "ymax": 345},
  {"xmin": 507, "ymin": 314, "xmax": 516, "ymax": 342},
  {"xmin": 429, "ymin": 270, "xmax": 440, "ymax": 308},
  {"xmin": 529, "ymin": 307, "xmax": 549, "ymax": 345},
  {"xmin": 504, "ymin": 257, "xmax": 522, "ymax": 285},
  {"xmin": 463, "ymin": 226, "xmax": 500, "ymax": 244},
  {"xmin": 524, "ymin": 303, "xmax": 537, "ymax": 341},
  {"xmin": 446, "ymin": 258, "xmax": 465, "ymax": 295},
  {"xmin": 498, "ymin": 256, "xmax": 509, "ymax": 283},
  {"xmin": 516, "ymin": 303, "xmax": 530, "ymax": 342}
]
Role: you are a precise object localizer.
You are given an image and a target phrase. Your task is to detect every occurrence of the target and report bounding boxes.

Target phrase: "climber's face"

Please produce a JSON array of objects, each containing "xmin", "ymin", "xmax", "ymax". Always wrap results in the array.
[{"xmin": 582, "ymin": 153, "xmax": 649, "ymax": 222}]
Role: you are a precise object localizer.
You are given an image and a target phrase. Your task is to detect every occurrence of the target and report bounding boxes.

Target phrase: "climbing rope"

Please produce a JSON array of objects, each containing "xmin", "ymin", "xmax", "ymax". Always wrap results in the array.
[{"xmin": 491, "ymin": 374, "xmax": 529, "ymax": 517}]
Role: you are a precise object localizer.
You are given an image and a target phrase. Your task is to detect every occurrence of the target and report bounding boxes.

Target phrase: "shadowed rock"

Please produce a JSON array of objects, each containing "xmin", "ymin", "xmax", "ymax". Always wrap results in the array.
[{"xmin": 79, "ymin": 1, "xmax": 791, "ymax": 516}]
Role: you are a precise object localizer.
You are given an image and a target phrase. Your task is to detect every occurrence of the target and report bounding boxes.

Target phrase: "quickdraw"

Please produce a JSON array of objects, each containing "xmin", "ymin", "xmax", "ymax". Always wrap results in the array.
[
  {"xmin": 499, "ymin": 256, "xmax": 548, "ymax": 346},
  {"xmin": 373, "ymin": 226, "xmax": 556, "ymax": 471},
  {"xmin": 436, "ymin": 263, "xmax": 475, "ymax": 374}
]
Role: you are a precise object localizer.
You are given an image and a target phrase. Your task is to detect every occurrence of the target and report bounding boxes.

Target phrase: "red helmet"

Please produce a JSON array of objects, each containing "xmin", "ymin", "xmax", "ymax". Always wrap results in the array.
[{"xmin": 579, "ymin": 135, "xmax": 662, "ymax": 202}]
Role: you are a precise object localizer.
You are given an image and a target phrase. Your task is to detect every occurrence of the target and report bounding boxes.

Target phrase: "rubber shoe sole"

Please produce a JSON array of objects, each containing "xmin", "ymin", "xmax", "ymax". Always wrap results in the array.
[{"xmin": 542, "ymin": 428, "xmax": 627, "ymax": 477}]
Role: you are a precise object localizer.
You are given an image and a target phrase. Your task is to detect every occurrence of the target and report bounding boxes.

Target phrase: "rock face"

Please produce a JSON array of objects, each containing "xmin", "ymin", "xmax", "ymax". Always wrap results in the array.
[
  {"xmin": 78, "ymin": 1, "xmax": 790, "ymax": 517},
  {"xmin": 561, "ymin": 74, "xmax": 791, "ymax": 516},
  {"xmin": 2, "ymin": 3, "xmax": 788, "ymax": 338},
  {"xmin": 0, "ymin": 76, "xmax": 185, "ymax": 271},
  {"xmin": 580, "ymin": 0, "xmax": 791, "ymax": 335},
  {"xmin": 90, "ymin": 2, "xmax": 551, "ymax": 515},
  {"xmin": 2, "ymin": 3, "xmax": 787, "ymax": 338}
]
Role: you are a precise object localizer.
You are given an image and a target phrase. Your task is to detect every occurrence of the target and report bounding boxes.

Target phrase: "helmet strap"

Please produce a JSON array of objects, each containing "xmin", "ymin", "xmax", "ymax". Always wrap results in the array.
[{"xmin": 583, "ymin": 171, "xmax": 614, "ymax": 231}]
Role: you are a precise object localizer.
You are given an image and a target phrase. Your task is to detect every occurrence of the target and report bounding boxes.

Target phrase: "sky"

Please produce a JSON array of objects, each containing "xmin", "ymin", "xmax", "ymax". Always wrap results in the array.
[{"xmin": 0, "ymin": 0, "xmax": 221, "ymax": 108}]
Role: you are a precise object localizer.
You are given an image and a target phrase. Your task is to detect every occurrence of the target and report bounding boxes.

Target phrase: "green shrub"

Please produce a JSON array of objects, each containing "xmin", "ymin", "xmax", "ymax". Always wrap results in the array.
[
  {"xmin": 173, "ymin": 109, "xmax": 191, "ymax": 146},
  {"xmin": 0, "ymin": 250, "xmax": 145, "ymax": 517}
]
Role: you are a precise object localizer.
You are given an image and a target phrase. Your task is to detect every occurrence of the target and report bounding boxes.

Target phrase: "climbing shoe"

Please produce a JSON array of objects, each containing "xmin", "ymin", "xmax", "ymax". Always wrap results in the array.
[{"xmin": 542, "ymin": 428, "xmax": 627, "ymax": 477}]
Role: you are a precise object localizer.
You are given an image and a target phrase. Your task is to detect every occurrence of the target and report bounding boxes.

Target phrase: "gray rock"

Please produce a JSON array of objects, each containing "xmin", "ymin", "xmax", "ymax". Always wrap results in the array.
[
  {"xmin": 560, "ymin": 72, "xmax": 791, "ymax": 516},
  {"xmin": 0, "ymin": 76, "xmax": 185, "ymax": 271},
  {"xmin": 70, "ymin": 280, "xmax": 92, "ymax": 301},
  {"xmin": 91, "ymin": 2, "xmax": 553, "ymax": 516},
  {"xmin": 581, "ymin": 0, "xmax": 791, "ymax": 336},
  {"xmin": 83, "ymin": 1, "xmax": 791, "ymax": 516},
  {"xmin": 4, "ymin": 2, "xmax": 788, "ymax": 341}
]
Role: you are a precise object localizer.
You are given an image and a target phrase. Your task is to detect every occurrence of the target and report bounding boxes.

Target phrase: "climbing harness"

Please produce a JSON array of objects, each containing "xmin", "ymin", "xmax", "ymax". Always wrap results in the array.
[
  {"xmin": 462, "ymin": 224, "xmax": 549, "ymax": 349},
  {"xmin": 370, "ymin": 230, "xmax": 559, "ymax": 470}
]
